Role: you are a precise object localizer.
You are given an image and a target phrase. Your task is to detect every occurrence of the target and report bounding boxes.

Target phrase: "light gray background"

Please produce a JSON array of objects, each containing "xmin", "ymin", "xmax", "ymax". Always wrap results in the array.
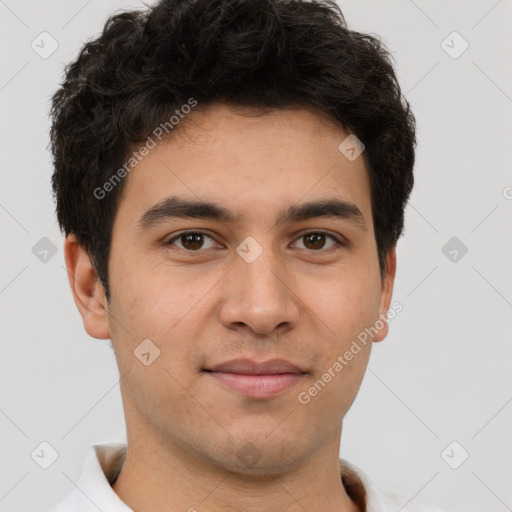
[{"xmin": 1, "ymin": 1, "xmax": 511, "ymax": 511}]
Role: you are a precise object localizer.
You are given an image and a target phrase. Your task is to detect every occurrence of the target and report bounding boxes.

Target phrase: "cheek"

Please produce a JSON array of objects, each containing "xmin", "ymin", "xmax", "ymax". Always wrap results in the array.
[
  {"xmin": 295, "ymin": 345, "xmax": 371, "ymax": 434},
  {"xmin": 109, "ymin": 280, "xmax": 200, "ymax": 419},
  {"xmin": 303, "ymin": 272, "xmax": 380, "ymax": 397},
  {"xmin": 312, "ymin": 270, "xmax": 381, "ymax": 335},
  {"xmin": 110, "ymin": 258, "xmax": 191, "ymax": 332},
  {"xmin": 108, "ymin": 264, "xmax": 209, "ymax": 384}
]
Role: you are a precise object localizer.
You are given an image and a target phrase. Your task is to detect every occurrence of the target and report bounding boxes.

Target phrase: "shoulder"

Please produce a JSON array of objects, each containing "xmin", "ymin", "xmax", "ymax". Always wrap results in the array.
[
  {"xmin": 42, "ymin": 443, "xmax": 129, "ymax": 512},
  {"xmin": 44, "ymin": 492, "xmax": 79, "ymax": 512},
  {"xmin": 368, "ymin": 485, "xmax": 454, "ymax": 512},
  {"xmin": 339, "ymin": 458, "xmax": 455, "ymax": 512}
]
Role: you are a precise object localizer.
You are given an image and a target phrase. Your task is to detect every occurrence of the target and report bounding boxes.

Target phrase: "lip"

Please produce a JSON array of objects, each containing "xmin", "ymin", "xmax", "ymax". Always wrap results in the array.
[
  {"xmin": 204, "ymin": 358, "xmax": 306, "ymax": 375},
  {"xmin": 203, "ymin": 358, "xmax": 307, "ymax": 398}
]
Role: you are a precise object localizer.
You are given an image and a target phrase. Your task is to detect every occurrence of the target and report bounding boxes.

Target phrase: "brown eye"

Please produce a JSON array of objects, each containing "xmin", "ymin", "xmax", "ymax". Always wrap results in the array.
[
  {"xmin": 180, "ymin": 233, "xmax": 204, "ymax": 250},
  {"xmin": 303, "ymin": 233, "xmax": 326, "ymax": 250},
  {"xmin": 166, "ymin": 231, "xmax": 217, "ymax": 251},
  {"xmin": 165, "ymin": 230, "xmax": 343, "ymax": 253},
  {"xmin": 294, "ymin": 231, "xmax": 342, "ymax": 251}
]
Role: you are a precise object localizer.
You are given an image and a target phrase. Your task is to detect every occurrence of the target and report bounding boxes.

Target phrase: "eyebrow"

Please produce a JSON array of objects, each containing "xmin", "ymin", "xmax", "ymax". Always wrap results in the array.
[{"xmin": 137, "ymin": 196, "xmax": 367, "ymax": 232}]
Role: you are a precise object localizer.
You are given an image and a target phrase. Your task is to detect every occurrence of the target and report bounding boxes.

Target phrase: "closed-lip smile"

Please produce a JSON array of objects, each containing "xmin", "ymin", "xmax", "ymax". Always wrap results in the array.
[
  {"xmin": 203, "ymin": 358, "xmax": 307, "ymax": 398},
  {"xmin": 204, "ymin": 358, "xmax": 306, "ymax": 375}
]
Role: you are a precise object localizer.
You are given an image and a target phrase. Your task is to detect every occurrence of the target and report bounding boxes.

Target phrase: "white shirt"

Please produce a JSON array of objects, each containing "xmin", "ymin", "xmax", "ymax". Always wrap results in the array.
[{"xmin": 47, "ymin": 443, "xmax": 451, "ymax": 512}]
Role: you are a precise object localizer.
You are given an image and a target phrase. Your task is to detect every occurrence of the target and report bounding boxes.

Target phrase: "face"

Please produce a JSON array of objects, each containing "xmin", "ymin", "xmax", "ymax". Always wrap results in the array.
[{"xmin": 72, "ymin": 103, "xmax": 395, "ymax": 475}]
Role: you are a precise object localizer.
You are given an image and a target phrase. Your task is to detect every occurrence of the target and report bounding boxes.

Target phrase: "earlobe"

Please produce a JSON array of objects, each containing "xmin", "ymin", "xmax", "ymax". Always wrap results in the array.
[
  {"xmin": 63, "ymin": 234, "xmax": 111, "ymax": 340},
  {"xmin": 373, "ymin": 246, "xmax": 397, "ymax": 343}
]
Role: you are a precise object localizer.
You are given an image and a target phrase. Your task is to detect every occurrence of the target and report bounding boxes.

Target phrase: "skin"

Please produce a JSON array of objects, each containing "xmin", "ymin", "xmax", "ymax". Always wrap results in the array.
[{"xmin": 65, "ymin": 102, "xmax": 396, "ymax": 512}]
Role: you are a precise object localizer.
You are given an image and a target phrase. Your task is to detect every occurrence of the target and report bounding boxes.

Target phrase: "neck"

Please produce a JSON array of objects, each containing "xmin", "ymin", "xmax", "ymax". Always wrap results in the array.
[{"xmin": 112, "ymin": 421, "xmax": 361, "ymax": 512}]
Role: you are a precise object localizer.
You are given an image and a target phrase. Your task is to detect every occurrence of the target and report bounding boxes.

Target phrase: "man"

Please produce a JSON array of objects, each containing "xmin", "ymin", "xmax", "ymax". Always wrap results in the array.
[{"xmin": 48, "ymin": 0, "xmax": 450, "ymax": 510}]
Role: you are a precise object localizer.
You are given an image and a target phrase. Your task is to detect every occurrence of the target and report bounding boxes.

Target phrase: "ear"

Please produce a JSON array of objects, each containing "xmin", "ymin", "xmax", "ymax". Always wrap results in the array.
[
  {"xmin": 372, "ymin": 246, "xmax": 397, "ymax": 343},
  {"xmin": 63, "ymin": 234, "xmax": 111, "ymax": 340}
]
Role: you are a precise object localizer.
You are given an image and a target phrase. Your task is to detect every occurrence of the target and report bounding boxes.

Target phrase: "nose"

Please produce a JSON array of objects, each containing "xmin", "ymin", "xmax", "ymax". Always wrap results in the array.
[{"xmin": 218, "ymin": 243, "xmax": 300, "ymax": 336}]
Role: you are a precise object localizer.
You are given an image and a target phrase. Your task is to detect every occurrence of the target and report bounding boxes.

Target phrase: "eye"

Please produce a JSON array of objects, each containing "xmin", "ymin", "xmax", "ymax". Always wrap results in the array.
[
  {"xmin": 292, "ymin": 230, "xmax": 343, "ymax": 251},
  {"xmin": 165, "ymin": 231, "xmax": 219, "ymax": 251},
  {"xmin": 165, "ymin": 230, "xmax": 344, "ymax": 253}
]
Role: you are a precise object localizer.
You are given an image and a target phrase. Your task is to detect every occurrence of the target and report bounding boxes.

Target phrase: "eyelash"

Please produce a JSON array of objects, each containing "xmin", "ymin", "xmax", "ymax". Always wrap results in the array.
[{"xmin": 164, "ymin": 229, "xmax": 345, "ymax": 253}]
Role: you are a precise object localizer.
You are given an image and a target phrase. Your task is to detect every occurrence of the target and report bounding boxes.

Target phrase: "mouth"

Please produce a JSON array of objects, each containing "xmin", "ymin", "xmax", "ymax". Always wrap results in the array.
[{"xmin": 202, "ymin": 358, "xmax": 307, "ymax": 398}]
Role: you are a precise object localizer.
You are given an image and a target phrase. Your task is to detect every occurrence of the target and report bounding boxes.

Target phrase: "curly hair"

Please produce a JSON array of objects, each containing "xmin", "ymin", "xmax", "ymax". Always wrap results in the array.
[{"xmin": 50, "ymin": 0, "xmax": 416, "ymax": 302}]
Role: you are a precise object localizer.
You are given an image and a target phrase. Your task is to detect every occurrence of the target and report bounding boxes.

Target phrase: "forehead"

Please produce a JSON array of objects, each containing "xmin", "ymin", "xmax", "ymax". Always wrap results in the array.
[{"xmin": 114, "ymin": 103, "xmax": 372, "ymax": 228}]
